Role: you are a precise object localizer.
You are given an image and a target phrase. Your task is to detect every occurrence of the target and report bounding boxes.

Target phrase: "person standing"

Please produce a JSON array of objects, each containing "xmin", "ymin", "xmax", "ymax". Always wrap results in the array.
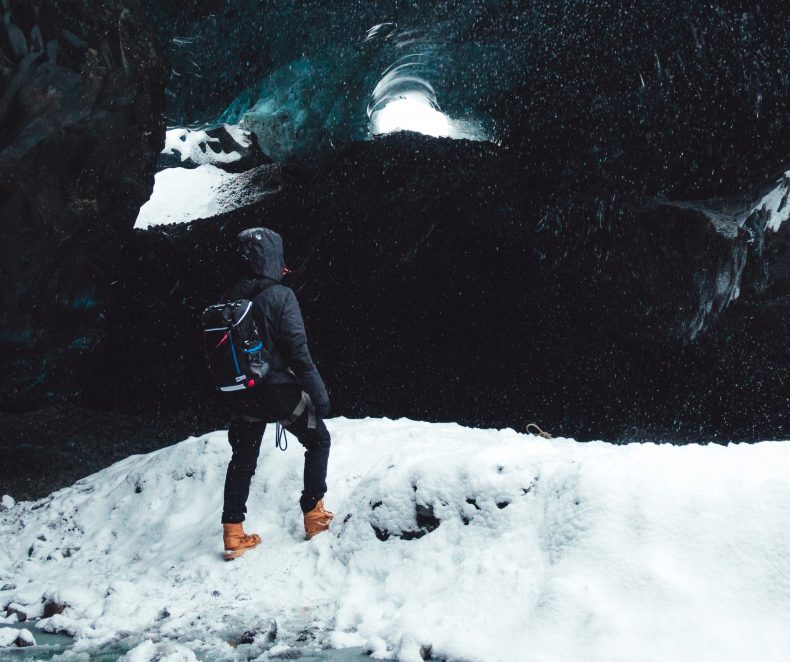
[{"xmin": 220, "ymin": 227, "xmax": 333, "ymax": 560}]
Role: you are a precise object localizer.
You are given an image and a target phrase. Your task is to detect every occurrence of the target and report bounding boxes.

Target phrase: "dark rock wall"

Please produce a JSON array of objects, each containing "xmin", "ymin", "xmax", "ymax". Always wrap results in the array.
[
  {"xmin": 93, "ymin": 134, "xmax": 789, "ymax": 442},
  {"xmin": 502, "ymin": 2, "xmax": 790, "ymax": 200},
  {"xmin": 0, "ymin": 0, "xmax": 167, "ymax": 410}
]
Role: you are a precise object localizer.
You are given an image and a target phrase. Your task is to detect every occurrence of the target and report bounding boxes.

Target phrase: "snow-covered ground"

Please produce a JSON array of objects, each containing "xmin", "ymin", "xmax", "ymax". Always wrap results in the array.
[{"xmin": 2, "ymin": 418, "xmax": 790, "ymax": 661}]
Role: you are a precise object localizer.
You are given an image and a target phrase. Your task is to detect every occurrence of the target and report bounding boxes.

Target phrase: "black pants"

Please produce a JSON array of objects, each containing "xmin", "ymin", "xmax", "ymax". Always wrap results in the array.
[{"xmin": 222, "ymin": 385, "xmax": 331, "ymax": 523}]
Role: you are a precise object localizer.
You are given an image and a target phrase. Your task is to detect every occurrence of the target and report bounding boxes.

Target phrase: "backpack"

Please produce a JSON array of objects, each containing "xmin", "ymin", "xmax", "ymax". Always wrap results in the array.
[{"xmin": 202, "ymin": 293, "xmax": 273, "ymax": 392}]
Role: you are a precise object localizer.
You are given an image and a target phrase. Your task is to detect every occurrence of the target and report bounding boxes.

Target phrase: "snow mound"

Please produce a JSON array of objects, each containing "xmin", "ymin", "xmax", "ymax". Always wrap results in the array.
[{"xmin": 1, "ymin": 418, "xmax": 790, "ymax": 661}]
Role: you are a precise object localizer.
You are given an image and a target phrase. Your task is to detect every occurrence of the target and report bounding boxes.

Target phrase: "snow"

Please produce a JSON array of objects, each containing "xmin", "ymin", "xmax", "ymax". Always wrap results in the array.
[
  {"xmin": 14, "ymin": 628, "xmax": 34, "ymax": 647},
  {"xmin": 162, "ymin": 127, "xmax": 247, "ymax": 167},
  {"xmin": 371, "ymin": 96, "xmax": 452, "ymax": 138},
  {"xmin": 0, "ymin": 627, "xmax": 35, "ymax": 648},
  {"xmin": 1, "ymin": 418, "xmax": 790, "ymax": 661},
  {"xmin": 757, "ymin": 170, "xmax": 790, "ymax": 232},
  {"xmin": 0, "ymin": 628, "xmax": 17, "ymax": 647},
  {"xmin": 135, "ymin": 164, "xmax": 233, "ymax": 228},
  {"xmin": 134, "ymin": 164, "xmax": 279, "ymax": 229},
  {"xmin": 0, "ymin": 495, "xmax": 14, "ymax": 511},
  {"xmin": 124, "ymin": 639, "xmax": 197, "ymax": 661},
  {"xmin": 368, "ymin": 94, "xmax": 488, "ymax": 142}
]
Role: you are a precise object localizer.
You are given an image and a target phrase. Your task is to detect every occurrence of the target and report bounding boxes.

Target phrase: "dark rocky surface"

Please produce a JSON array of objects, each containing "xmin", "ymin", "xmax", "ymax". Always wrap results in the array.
[
  {"xmin": 0, "ymin": 0, "xmax": 167, "ymax": 413},
  {"xmin": 0, "ymin": 404, "xmax": 222, "ymax": 501},
  {"xmin": 91, "ymin": 134, "xmax": 790, "ymax": 447}
]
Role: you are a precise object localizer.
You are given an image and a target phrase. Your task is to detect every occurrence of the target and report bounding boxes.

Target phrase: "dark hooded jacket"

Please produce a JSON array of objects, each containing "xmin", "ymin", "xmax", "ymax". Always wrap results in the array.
[{"xmin": 228, "ymin": 227, "xmax": 330, "ymax": 417}]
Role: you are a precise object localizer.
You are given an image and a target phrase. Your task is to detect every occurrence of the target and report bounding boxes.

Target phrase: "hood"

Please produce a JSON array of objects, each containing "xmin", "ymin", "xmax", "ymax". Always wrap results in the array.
[{"xmin": 238, "ymin": 227, "xmax": 285, "ymax": 282}]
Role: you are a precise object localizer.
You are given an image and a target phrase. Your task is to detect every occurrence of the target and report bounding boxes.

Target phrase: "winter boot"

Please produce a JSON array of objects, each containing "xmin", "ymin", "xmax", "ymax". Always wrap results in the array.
[
  {"xmin": 222, "ymin": 523, "xmax": 261, "ymax": 560},
  {"xmin": 304, "ymin": 499, "xmax": 334, "ymax": 540}
]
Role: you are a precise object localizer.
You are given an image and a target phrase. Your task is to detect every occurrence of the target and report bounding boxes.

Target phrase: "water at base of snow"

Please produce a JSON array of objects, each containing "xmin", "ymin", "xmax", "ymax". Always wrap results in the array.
[
  {"xmin": 0, "ymin": 620, "xmax": 368, "ymax": 661},
  {"xmin": 0, "ymin": 622, "xmax": 73, "ymax": 658}
]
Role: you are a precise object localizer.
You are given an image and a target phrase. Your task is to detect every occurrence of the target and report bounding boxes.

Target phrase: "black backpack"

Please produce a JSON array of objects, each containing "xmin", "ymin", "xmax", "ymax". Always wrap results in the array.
[{"xmin": 202, "ymin": 294, "xmax": 273, "ymax": 392}]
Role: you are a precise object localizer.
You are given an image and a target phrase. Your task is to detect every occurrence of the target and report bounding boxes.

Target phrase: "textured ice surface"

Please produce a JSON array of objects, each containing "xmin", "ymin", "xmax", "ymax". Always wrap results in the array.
[{"xmin": 1, "ymin": 418, "xmax": 789, "ymax": 661}]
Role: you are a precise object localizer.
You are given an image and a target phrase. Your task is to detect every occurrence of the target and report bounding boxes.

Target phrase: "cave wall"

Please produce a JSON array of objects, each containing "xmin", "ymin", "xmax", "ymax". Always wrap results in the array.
[
  {"xmin": 0, "ymin": 0, "xmax": 167, "ymax": 409},
  {"xmin": 146, "ymin": 0, "xmax": 788, "ymax": 183},
  {"xmin": 94, "ymin": 134, "xmax": 790, "ymax": 442}
]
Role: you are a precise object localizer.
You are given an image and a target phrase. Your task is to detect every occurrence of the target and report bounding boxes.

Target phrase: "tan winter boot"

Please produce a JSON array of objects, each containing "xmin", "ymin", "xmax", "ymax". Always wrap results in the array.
[
  {"xmin": 223, "ymin": 523, "xmax": 261, "ymax": 560},
  {"xmin": 304, "ymin": 500, "xmax": 334, "ymax": 540}
]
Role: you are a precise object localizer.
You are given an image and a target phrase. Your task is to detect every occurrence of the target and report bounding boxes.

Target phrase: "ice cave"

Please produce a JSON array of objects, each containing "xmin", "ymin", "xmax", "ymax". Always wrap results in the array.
[{"xmin": 1, "ymin": 1, "xmax": 789, "ymax": 659}]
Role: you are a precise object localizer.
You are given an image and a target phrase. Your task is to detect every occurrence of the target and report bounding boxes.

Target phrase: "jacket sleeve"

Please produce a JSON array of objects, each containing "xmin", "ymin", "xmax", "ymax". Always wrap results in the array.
[{"xmin": 277, "ymin": 289, "xmax": 330, "ymax": 417}]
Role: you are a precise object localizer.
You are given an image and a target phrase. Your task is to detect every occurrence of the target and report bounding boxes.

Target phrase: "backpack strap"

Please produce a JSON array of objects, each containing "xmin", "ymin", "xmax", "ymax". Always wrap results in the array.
[{"xmin": 278, "ymin": 391, "xmax": 316, "ymax": 430}]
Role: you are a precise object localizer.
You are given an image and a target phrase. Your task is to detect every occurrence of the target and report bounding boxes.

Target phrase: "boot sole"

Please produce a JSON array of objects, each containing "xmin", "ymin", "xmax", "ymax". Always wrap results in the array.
[
  {"xmin": 305, "ymin": 525, "xmax": 331, "ymax": 540},
  {"xmin": 223, "ymin": 545, "xmax": 258, "ymax": 561}
]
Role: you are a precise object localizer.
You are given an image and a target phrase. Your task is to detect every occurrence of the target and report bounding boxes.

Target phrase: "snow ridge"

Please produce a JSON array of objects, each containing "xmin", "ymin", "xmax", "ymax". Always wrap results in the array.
[{"xmin": 1, "ymin": 418, "xmax": 790, "ymax": 661}]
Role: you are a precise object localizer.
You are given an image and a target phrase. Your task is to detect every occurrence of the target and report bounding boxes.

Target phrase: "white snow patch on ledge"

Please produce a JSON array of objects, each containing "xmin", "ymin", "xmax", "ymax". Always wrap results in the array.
[
  {"xmin": 135, "ymin": 164, "xmax": 233, "ymax": 229},
  {"xmin": 162, "ymin": 126, "xmax": 249, "ymax": 167},
  {"xmin": 134, "ymin": 164, "xmax": 279, "ymax": 230},
  {"xmin": 758, "ymin": 170, "xmax": 790, "ymax": 232},
  {"xmin": 1, "ymin": 419, "xmax": 790, "ymax": 661}
]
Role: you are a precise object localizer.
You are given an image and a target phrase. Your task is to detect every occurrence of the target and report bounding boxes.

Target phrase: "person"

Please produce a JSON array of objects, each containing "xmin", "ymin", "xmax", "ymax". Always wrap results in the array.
[{"xmin": 220, "ymin": 227, "xmax": 333, "ymax": 560}]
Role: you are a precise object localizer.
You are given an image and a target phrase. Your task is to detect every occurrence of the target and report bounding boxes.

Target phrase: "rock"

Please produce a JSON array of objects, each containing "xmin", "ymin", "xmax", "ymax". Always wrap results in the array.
[
  {"xmin": 29, "ymin": 26, "xmax": 44, "ymax": 55},
  {"xmin": 42, "ymin": 598, "xmax": 68, "ymax": 618},
  {"xmin": 95, "ymin": 132, "xmax": 790, "ymax": 447},
  {"xmin": 414, "ymin": 504, "xmax": 440, "ymax": 534},
  {"xmin": 0, "ymin": 584, "xmax": 16, "ymax": 592},
  {"xmin": 372, "ymin": 501, "xmax": 441, "ymax": 541},
  {"xmin": 239, "ymin": 618, "xmax": 277, "ymax": 645},
  {"xmin": 5, "ymin": 604, "xmax": 27, "ymax": 622},
  {"xmin": 2, "ymin": 21, "xmax": 27, "ymax": 60},
  {"xmin": 14, "ymin": 628, "xmax": 35, "ymax": 647}
]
